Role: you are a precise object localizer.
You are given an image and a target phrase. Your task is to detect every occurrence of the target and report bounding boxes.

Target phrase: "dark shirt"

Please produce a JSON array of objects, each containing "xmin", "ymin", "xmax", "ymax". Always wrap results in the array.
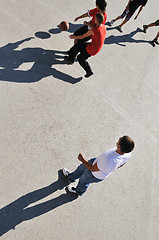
[{"xmin": 129, "ymin": 0, "xmax": 148, "ymax": 13}]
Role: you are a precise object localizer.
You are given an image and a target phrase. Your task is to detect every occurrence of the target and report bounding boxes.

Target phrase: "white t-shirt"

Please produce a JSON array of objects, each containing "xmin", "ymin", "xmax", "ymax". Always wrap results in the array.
[{"xmin": 92, "ymin": 148, "xmax": 131, "ymax": 180}]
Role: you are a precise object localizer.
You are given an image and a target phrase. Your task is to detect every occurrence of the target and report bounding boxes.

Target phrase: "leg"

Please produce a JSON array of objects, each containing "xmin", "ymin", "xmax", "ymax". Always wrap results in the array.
[
  {"xmin": 66, "ymin": 43, "xmax": 84, "ymax": 63},
  {"xmin": 68, "ymin": 158, "xmax": 95, "ymax": 183},
  {"xmin": 110, "ymin": 9, "xmax": 127, "ymax": 26},
  {"xmin": 76, "ymin": 168, "xmax": 102, "ymax": 195},
  {"xmin": 77, "ymin": 47, "xmax": 93, "ymax": 77},
  {"xmin": 151, "ymin": 31, "xmax": 159, "ymax": 46}
]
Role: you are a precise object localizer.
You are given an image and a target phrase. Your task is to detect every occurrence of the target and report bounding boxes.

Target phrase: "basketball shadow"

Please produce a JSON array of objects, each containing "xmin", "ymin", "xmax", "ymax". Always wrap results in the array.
[
  {"xmin": 105, "ymin": 28, "xmax": 150, "ymax": 46},
  {"xmin": 0, "ymin": 37, "xmax": 82, "ymax": 84},
  {"xmin": 0, "ymin": 170, "xmax": 78, "ymax": 237}
]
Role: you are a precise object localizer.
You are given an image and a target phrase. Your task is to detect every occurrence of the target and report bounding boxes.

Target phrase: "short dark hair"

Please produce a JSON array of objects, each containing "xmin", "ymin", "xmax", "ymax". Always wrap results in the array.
[
  {"xmin": 96, "ymin": 0, "xmax": 107, "ymax": 12},
  {"xmin": 96, "ymin": 13, "xmax": 104, "ymax": 25},
  {"xmin": 119, "ymin": 136, "xmax": 135, "ymax": 153}
]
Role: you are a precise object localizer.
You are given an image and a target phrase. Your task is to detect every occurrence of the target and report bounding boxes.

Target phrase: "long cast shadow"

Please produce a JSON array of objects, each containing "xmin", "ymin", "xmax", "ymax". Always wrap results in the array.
[
  {"xmin": 0, "ymin": 37, "xmax": 82, "ymax": 84},
  {"xmin": 0, "ymin": 170, "xmax": 78, "ymax": 237},
  {"xmin": 105, "ymin": 28, "xmax": 150, "ymax": 46}
]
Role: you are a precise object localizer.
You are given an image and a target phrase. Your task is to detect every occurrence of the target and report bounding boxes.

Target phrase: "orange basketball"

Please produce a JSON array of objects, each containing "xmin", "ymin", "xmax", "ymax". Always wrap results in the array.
[{"xmin": 60, "ymin": 21, "xmax": 69, "ymax": 31}]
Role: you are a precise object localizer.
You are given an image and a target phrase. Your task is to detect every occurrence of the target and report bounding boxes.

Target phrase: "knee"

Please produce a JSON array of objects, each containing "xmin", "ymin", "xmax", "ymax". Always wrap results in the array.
[{"xmin": 77, "ymin": 54, "xmax": 83, "ymax": 63}]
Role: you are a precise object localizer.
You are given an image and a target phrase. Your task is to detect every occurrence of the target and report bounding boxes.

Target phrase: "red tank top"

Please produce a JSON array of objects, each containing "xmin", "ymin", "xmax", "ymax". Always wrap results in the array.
[{"xmin": 86, "ymin": 25, "xmax": 106, "ymax": 56}]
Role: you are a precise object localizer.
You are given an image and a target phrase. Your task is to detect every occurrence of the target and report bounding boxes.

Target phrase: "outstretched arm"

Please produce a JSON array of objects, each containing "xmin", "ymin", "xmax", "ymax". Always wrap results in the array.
[
  {"xmin": 69, "ymin": 29, "xmax": 94, "ymax": 40},
  {"xmin": 118, "ymin": 163, "xmax": 126, "ymax": 169},
  {"xmin": 74, "ymin": 12, "xmax": 88, "ymax": 22},
  {"xmin": 77, "ymin": 153, "xmax": 100, "ymax": 172},
  {"xmin": 134, "ymin": 6, "xmax": 143, "ymax": 19}
]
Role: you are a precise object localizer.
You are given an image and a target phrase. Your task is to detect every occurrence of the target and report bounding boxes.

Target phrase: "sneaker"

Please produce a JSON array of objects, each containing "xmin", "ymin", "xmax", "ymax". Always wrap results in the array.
[
  {"xmin": 153, "ymin": 38, "xmax": 159, "ymax": 45},
  {"xmin": 117, "ymin": 25, "xmax": 123, "ymax": 33},
  {"xmin": 85, "ymin": 71, "xmax": 93, "ymax": 78},
  {"xmin": 143, "ymin": 25, "xmax": 148, "ymax": 33},
  {"xmin": 150, "ymin": 41, "xmax": 155, "ymax": 47},
  {"xmin": 64, "ymin": 56, "xmax": 74, "ymax": 64},
  {"xmin": 67, "ymin": 186, "xmax": 77, "ymax": 194},
  {"xmin": 109, "ymin": 20, "xmax": 115, "ymax": 26},
  {"xmin": 62, "ymin": 168, "xmax": 70, "ymax": 177}
]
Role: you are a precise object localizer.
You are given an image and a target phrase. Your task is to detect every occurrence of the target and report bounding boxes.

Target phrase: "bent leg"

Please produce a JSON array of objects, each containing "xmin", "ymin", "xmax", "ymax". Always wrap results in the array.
[
  {"xmin": 76, "ymin": 168, "xmax": 102, "ymax": 195},
  {"xmin": 77, "ymin": 47, "xmax": 92, "ymax": 74},
  {"xmin": 68, "ymin": 158, "xmax": 95, "ymax": 183}
]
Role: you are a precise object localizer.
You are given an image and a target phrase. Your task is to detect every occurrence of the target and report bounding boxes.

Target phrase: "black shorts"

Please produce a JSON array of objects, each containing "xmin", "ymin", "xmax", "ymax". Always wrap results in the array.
[
  {"xmin": 74, "ymin": 25, "xmax": 91, "ymax": 43},
  {"xmin": 154, "ymin": 19, "xmax": 159, "ymax": 26},
  {"xmin": 121, "ymin": 9, "xmax": 133, "ymax": 21}
]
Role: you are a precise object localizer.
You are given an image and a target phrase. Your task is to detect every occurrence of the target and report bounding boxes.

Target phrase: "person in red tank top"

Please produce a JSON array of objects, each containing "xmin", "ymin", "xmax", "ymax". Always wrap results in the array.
[
  {"xmin": 64, "ymin": 13, "xmax": 106, "ymax": 78},
  {"xmin": 73, "ymin": 0, "xmax": 107, "ymax": 45}
]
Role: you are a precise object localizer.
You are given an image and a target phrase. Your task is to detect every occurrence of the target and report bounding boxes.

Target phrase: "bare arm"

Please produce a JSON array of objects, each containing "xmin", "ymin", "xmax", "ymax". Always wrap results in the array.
[
  {"xmin": 118, "ymin": 163, "xmax": 126, "ymax": 169},
  {"xmin": 134, "ymin": 6, "xmax": 143, "ymax": 19},
  {"xmin": 78, "ymin": 153, "xmax": 100, "ymax": 172},
  {"xmin": 74, "ymin": 12, "xmax": 88, "ymax": 22},
  {"xmin": 69, "ymin": 29, "xmax": 94, "ymax": 40}
]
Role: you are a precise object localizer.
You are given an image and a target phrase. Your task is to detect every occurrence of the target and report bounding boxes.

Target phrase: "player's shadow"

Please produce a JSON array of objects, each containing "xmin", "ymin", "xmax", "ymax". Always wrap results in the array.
[
  {"xmin": 49, "ymin": 23, "xmax": 83, "ymax": 34},
  {"xmin": 0, "ymin": 37, "xmax": 82, "ymax": 84},
  {"xmin": 0, "ymin": 170, "xmax": 78, "ymax": 237},
  {"xmin": 105, "ymin": 28, "xmax": 150, "ymax": 46}
]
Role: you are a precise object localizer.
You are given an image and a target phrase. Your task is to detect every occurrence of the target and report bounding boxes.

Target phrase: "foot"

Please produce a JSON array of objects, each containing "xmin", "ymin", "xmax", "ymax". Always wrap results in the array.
[
  {"xmin": 67, "ymin": 186, "xmax": 78, "ymax": 194},
  {"xmin": 117, "ymin": 25, "xmax": 123, "ymax": 33},
  {"xmin": 109, "ymin": 19, "xmax": 115, "ymax": 26},
  {"xmin": 62, "ymin": 168, "xmax": 70, "ymax": 177},
  {"xmin": 64, "ymin": 56, "xmax": 74, "ymax": 64},
  {"xmin": 150, "ymin": 41, "xmax": 155, "ymax": 47},
  {"xmin": 153, "ymin": 38, "xmax": 159, "ymax": 45},
  {"xmin": 85, "ymin": 71, "xmax": 93, "ymax": 78},
  {"xmin": 143, "ymin": 25, "xmax": 148, "ymax": 33}
]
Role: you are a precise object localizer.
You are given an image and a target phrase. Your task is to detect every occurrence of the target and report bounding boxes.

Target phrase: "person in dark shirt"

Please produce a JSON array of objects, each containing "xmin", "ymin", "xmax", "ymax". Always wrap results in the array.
[{"xmin": 109, "ymin": 0, "xmax": 148, "ymax": 32}]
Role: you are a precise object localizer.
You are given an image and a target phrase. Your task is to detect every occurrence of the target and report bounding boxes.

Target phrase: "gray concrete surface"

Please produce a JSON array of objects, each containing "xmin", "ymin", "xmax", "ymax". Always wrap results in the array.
[{"xmin": 0, "ymin": 0, "xmax": 158, "ymax": 239}]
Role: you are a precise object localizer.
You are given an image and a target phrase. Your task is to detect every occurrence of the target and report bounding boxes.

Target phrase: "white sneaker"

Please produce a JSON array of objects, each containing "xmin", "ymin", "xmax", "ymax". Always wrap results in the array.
[
  {"xmin": 67, "ymin": 186, "xmax": 77, "ymax": 194},
  {"xmin": 62, "ymin": 168, "xmax": 70, "ymax": 177}
]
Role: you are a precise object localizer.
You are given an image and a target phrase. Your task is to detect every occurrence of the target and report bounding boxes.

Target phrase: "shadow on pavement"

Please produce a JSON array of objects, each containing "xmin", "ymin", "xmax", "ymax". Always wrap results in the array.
[
  {"xmin": 0, "ymin": 37, "xmax": 82, "ymax": 84},
  {"xmin": 105, "ymin": 28, "xmax": 150, "ymax": 46},
  {"xmin": 0, "ymin": 170, "xmax": 78, "ymax": 237}
]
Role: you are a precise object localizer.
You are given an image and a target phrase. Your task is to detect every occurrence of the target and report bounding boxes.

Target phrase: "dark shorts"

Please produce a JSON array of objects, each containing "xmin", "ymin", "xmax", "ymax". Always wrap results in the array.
[
  {"xmin": 154, "ymin": 19, "xmax": 159, "ymax": 26},
  {"xmin": 121, "ymin": 9, "xmax": 134, "ymax": 21},
  {"xmin": 74, "ymin": 25, "xmax": 91, "ymax": 44}
]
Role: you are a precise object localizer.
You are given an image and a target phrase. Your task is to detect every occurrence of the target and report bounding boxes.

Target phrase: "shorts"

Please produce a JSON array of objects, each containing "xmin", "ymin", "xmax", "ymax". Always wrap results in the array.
[
  {"xmin": 74, "ymin": 25, "xmax": 91, "ymax": 44},
  {"xmin": 154, "ymin": 19, "xmax": 159, "ymax": 26},
  {"xmin": 121, "ymin": 9, "xmax": 133, "ymax": 21}
]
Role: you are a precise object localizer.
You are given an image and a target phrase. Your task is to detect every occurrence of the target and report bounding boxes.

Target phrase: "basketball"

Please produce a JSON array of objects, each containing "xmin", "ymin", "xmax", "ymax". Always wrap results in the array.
[{"xmin": 60, "ymin": 21, "xmax": 69, "ymax": 31}]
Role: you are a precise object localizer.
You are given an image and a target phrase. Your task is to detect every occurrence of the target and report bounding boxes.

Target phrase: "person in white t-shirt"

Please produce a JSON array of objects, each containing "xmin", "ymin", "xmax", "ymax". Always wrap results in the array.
[{"xmin": 62, "ymin": 136, "xmax": 135, "ymax": 196}]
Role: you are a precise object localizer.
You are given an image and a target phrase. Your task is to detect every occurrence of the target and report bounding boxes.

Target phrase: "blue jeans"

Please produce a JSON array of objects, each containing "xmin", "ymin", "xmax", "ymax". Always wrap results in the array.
[{"xmin": 68, "ymin": 158, "xmax": 103, "ymax": 195}]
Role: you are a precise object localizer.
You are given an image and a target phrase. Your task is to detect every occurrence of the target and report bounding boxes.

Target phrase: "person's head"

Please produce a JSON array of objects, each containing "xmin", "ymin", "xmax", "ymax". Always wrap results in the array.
[
  {"xmin": 116, "ymin": 136, "xmax": 135, "ymax": 153},
  {"xmin": 95, "ymin": 13, "xmax": 104, "ymax": 26},
  {"xmin": 96, "ymin": 0, "xmax": 107, "ymax": 12}
]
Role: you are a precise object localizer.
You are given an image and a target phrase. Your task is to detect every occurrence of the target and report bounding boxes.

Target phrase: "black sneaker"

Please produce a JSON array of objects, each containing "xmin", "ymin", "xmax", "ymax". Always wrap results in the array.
[
  {"xmin": 117, "ymin": 25, "xmax": 123, "ymax": 33},
  {"xmin": 64, "ymin": 56, "xmax": 74, "ymax": 64},
  {"xmin": 143, "ymin": 25, "xmax": 148, "ymax": 33},
  {"xmin": 85, "ymin": 71, "xmax": 93, "ymax": 78},
  {"xmin": 150, "ymin": 41, "xmax": 155, "ymax": 47},
  {"xmin": 153, "ymin": 38, "xmax": 159, "ymax": 45}
]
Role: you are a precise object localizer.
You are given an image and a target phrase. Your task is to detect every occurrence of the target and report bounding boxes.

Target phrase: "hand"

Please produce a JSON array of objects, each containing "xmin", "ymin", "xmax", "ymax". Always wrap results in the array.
[
  {"xmin": 69, "ymin": 34, "xmax": 75, "ymax": 39},
  {"xmin": 74, "ymin": 17, "xmax": 79, "ymax": 22},
  {"xmin": 84, "ymin": 21, "xmax": 89, "ymax": 26},
  {"xmin": 78, "ymin": 153, "xmax": 84, "ymax": 162}
]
